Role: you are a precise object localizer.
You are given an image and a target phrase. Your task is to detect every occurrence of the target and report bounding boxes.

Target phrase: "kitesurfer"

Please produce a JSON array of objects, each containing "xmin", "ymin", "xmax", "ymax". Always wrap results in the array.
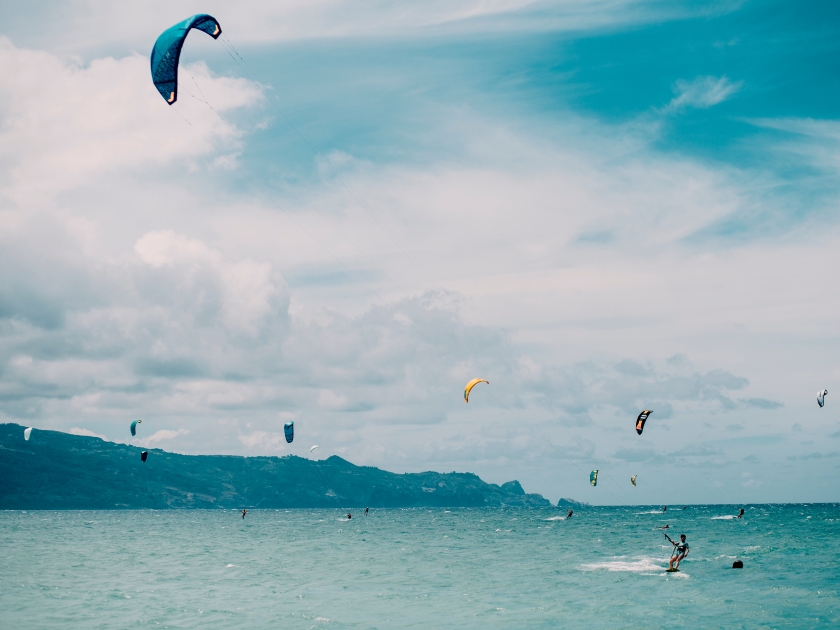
[
  {"xmin": 242, "ymin": 509, "xmax": 247, "ymax": 519},
  {"xmin": 347, "ymin": 513, "xmax": 352, "ymax": 520},
  {"xmin": 566, "ymin": 509, "xmax": 573, "ymax": 519},
  {"xmin": 667, "ymin": 534, "xmax": 689, "ymax": 570},
  {"xmin": 737, "ymin": 508, "xmax": 745, "ymax": 519},
  {"xmin": 365, "ymin": 507, "xmax": 369, "ymax": 516},
  {"xmin": 662, "ymin": 506, "xmax": 667, "ymax": 513},
  {"xmin": 659, "ymin": 524, "xmax": 670, "ymax": 530}
]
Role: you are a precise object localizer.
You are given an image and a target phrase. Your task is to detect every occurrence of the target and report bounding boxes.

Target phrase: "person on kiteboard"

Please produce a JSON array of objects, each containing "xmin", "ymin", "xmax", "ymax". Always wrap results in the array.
[{"xmin": 667, "ymin": 534, "xmax": 689, "ymax": 570}]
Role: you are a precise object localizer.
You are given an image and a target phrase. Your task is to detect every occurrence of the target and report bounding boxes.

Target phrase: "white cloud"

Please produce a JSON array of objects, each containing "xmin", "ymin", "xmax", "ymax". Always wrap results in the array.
[
  {"xmin": 0, "ymin": 23, "xmax": 838, "ymax": 505},
  {"xmin": 745, "ymin": 117, "xmax": 840, "ymax": 176},
  {"xmin": 142, "ymin": 428, "xmax": 190, "ymax": 444},
  {"xmin": 5, "ymin": 1, "xmax": 718, "ymax": 53},
  {"xmin": 318, "ymin": 389, "xmax": 349, "ymax": 409},
  {"xmin": 664, "ymin": 75, "xmax": 742, "ymax": 112},
  {"xmin": 134, "ymin": 230, "xmax": 285, "ymax": 335},
  {"xmin": 0, "ymin": 39, "xmax": 262, "ymax": 207},
  {"xmin": 238, "ymin": 430, "xmax": 289, "ymax": 451},
  {"xmin": 69, "ymin": 427, "xmax": 107, "ymax": 440}
]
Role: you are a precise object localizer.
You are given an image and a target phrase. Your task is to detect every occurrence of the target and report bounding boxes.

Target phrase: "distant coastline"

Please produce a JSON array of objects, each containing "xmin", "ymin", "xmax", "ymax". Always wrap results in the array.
[{"xmin": 0, "ymin": 423, "xmax": 551, "ymax": 510}]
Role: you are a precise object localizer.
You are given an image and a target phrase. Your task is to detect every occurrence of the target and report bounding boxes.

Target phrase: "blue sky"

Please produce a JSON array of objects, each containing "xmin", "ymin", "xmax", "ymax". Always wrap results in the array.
[{"xmin": 1, "ymin": 0, "xmax": 839, "ymax": 504}]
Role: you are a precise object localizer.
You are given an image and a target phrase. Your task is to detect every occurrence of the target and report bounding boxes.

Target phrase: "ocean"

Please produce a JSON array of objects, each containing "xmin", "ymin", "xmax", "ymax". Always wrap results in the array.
[{"xmin": 1, "ymin": 504, "xmax": 837, "ymax": 628}]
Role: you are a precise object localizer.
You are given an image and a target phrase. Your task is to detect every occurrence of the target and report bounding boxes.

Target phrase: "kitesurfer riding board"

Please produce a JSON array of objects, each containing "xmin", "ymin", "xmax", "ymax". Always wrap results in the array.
[{"xmin": 665, "ymin": 533, "xmax": 689, "ymax": 570}]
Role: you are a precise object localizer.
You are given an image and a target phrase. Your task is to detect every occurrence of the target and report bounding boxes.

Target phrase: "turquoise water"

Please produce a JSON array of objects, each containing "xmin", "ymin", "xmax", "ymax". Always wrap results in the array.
[{"xmin": 1, "ymin": 505, "xmax": 837, "ymax": 628}]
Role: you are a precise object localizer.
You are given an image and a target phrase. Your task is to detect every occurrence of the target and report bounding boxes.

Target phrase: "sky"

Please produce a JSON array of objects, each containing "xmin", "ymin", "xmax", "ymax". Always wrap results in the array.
[{"xmin": 1, "ymin": 0, "xmax": 839, "ymax": 505}]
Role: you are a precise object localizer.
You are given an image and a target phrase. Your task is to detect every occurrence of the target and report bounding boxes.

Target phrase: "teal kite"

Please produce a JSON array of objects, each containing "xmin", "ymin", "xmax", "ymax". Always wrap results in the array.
[{"xmin": 151, "ymin": 15, "xmax": 222, "ymax": 104}]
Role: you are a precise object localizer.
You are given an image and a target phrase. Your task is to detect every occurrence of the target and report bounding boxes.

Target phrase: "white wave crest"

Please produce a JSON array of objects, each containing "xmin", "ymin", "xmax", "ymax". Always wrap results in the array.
[{"xmin": 581, "ymin": 557, "xmax": 664, "ymax": 573}]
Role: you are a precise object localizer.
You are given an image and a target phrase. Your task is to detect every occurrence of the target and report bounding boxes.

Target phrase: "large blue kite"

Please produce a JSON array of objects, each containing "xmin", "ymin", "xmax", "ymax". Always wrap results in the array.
[{"xmin": 150, "ymin": 14, "xmax": 222, "ymax": 104}]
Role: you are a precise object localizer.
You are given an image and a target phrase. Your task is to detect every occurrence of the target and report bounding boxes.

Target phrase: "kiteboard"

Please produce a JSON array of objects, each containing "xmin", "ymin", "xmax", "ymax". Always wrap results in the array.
[{"xmin": 666, "ymin": 568, "xmax": 680, "ymax": 573}]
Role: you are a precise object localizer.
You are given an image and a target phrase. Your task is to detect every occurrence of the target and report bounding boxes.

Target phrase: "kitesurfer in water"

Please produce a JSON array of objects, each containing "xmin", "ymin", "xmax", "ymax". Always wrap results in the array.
[
  {"xmin": 659, "ymin": 524, "xmax": 669, "ymax": 530},
  {"xmin": 347, "ymin": 513, "xmax": 352, "ymax": 520},
  {"xmin": 242, "ymin": 509, "xmax": 247, "ymax": 519},
  {"xmin": 667, "ymin": 534, "xmax": 689, "ymax": 570},
  {"xmin": 365, "ymin": 507, "xmax": 369, "ymax": 516},
  {"xmin": 662, "ymin": 506, "xmax": 667, "ymax": 513},
  {"xmin": 737, "ymin": 508, "xmax": 745, "ymax": 519},
  {"xmin": 566, "ymin": 509, "xmax": 573, "ymax": 519}
]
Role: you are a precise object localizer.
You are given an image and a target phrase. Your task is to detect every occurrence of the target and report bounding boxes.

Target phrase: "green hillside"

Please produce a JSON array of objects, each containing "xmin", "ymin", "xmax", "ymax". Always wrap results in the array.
[{"xmin": 0, "ymin": 424, "xmax": 550, "ymax": 509}]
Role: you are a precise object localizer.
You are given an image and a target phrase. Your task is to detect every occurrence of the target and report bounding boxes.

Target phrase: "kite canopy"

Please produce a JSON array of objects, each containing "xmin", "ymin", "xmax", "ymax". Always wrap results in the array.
[
  {"xmin": 310, "ymin": 445, "xmax": 319, "ymax": 453},
  {"xmin": 635, "ymin": 410, "xmax": 652, "ymax": 435},
  {"xmin": 464, "ymin": 378, "xmax": 489, "ymax": 403},
  {"xmin": 284, "ymin": 422, "xmax": 294, "ymax": 444},
  {"xmin": 24, "ymin": 427, "xmax": 32, "ymax": 441},
  {"xmin": 631, "ymin": 475, "xmax": 637, "ymax": 487},
  {"xmin": 818, "ymin": 389, "xmax": 827, "ymax": 408},
  {"xmin": 130, "ymin": 419, "xmax": 142, "ymax": 437},
  {"xmin": 590, "ymin": 470, "xmax": 598, "ymax": 486},
  {"xmin": 150, "ymin": 14, "xmax": 222, "ymax": 104},
  {"xmin": 140, "ymin": 451, "xmax": 148, "ymax": 463}
]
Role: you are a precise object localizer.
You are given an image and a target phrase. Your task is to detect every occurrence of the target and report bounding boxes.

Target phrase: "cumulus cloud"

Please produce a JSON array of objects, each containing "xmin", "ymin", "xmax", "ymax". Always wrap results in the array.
[
  {"xmin": 134, "ymin": 230, "xmax": 285, "ymax": 336},
  {"xmin": 663, "ymin": 76, "xmax": 742, "ymax": 112},
  {"xmin": 142, "ymin": 428, "xmax": 189, "ymax": 444},
  {"xmin": 68, "ymin": 427, "xmax": 107, "ymax": 440},
  {"xmin": 238, "ymin": 431, "xmax": 290, "ymax": 452},
  {"xmin": 0, "ymin": 39, "xmax": 262, "ymax": 205},
  {"xmin": 0, "ymin": 14, "xmax": 837, "ymax": 505}
]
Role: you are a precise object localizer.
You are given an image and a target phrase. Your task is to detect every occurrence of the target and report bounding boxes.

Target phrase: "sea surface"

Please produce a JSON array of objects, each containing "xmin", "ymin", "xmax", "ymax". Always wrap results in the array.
[{"xmin": 1, "ymin": 504, "xmax": 837, "ymax": 628}]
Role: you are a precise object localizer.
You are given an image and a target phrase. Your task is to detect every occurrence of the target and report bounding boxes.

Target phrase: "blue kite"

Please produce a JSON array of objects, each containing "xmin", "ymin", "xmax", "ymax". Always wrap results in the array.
[
  {"xmin": 150, "ymin": 15, "xmax": 222, "ymax": 104},
  {"xmin": 284, "ymin": 422, "xmax": 294, "ymax": 444}
]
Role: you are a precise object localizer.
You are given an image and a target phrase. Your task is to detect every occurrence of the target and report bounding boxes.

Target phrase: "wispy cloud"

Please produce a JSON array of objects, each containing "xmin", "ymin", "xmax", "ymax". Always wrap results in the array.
[
  {"xmin": 663, "ymin": 76, "xmax": 742, "ymax": 112},
  {"xmin": 745, "ymin": 117, "xmax": 840, "ymax": 177},
  {"xmin": 787, "ymin": 452, "xmax": 839, "ymax": 461},
  {"xmin": 3, "ymin": 1, "xmax": 733, "ymax": 53}
]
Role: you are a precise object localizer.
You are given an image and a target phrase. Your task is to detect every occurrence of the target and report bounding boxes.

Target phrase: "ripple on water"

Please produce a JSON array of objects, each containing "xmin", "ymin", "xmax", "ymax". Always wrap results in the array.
[{"xmin": 1, "ymin": 505, "xmax": 838, "ymax": 628}]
